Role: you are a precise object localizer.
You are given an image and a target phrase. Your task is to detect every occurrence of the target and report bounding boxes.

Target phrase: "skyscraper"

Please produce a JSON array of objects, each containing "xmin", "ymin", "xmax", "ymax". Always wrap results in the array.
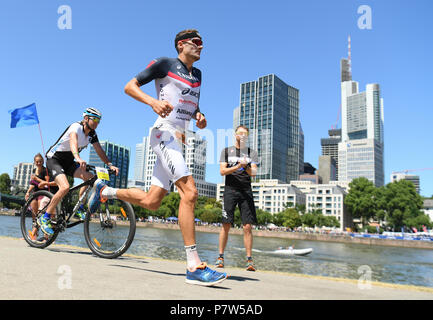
[
  {"xmin": 134, "ymin": 136, "xmax": 148, "ymax": 182},
  {"xmin": 338, "ymin": 37, "xmax": 385, "ymax": 187},
  {"xmin": 89, "ymin": 141, "xmax": 130, "ymax": 188},
  {"xmin": 299, "ymin": 123, "xmax": 304, "ymax": 176},
  {"xmin": 321, "ymin": 128, "xmax": 341, "ymax": 179},
  {"xmin": 234, "ymin": 74, "xmax": 300, "ymax": 183}
]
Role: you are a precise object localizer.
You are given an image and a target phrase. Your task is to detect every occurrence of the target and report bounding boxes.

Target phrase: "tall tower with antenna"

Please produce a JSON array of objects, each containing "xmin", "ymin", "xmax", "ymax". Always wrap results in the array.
[
  {"xmin": 340, "ymin": 35, "xmax": 352, "ymax": 82},
  {"xmin": 338, "ymin": 35, "xmax": 385, "ymax": 187}
]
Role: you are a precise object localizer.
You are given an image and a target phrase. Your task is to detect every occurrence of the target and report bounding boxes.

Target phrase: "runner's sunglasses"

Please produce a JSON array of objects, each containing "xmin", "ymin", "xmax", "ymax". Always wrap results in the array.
[{"xmin": 179, "ymin": 38, "xmax": 203, "ymax": 47}]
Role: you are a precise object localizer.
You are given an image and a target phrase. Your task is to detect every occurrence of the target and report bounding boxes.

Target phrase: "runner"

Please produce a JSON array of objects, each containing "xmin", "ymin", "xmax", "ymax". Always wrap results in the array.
[
  {"xmin": 216, "ymin": 125, "xmax": 259, "ymax": 271},
  {"xmin": 37, "ymin": 108, "xmax": 119, "ymax": 235},
  {"xmin": 87, "ymin": 29, "xmax": 227, "ymax": 286}
]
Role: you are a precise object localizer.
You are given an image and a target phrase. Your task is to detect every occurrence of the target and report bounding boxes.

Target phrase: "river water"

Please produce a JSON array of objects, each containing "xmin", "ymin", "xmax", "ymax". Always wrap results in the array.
[{"xmin": 1, "ymin": 215, "xmax": 433, "ymax": 288}]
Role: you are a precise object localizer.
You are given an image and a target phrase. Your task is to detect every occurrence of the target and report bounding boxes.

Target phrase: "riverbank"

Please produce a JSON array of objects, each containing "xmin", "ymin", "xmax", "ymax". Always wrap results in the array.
[
  {"xmin": 140, "ymin": 222, "xmax": 433, "ymax": 249},
  {"xmin": 3, "ymin": 210, "xmax": 433, "ymax": 249}
]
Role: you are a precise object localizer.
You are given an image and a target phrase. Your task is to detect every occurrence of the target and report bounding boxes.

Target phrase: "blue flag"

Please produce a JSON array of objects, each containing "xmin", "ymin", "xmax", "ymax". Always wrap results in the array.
[{"xmin": 9, "ymin": 103, "xmax": 39, "ymax": 128}]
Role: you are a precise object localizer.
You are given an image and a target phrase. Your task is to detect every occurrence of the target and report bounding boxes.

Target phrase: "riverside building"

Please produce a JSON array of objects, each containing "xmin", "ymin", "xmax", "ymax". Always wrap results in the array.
[{"xmin": 12, "ymin": 162, "xmax": 34, "ymax": 189}]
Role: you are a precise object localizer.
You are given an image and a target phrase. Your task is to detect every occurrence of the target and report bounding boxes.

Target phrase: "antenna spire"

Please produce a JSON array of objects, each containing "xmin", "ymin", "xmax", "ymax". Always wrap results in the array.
[{"xmin": 348, "ymin": 35, "xmax": 352, "ymax": 78}]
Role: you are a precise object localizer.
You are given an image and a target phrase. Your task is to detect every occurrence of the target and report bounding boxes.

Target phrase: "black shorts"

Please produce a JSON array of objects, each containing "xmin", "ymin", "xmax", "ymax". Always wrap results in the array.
[
  {"xmin": 222, "ymin": 186, "xmax": 257, "ymax": 225},
  {"xmin": 47, "ymin": 157, "xmax": 79, "ymax": 179}
]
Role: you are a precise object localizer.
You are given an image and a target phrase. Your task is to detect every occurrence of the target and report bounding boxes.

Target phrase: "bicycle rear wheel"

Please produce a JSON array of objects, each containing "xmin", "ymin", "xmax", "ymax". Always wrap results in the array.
[
  {"xmin": 83, "ymin": 199, "xmax": 136, "ymax": 259},
  {"xmin": 20, "ymin": 190, "xmax": 60, "ymax": 249}
]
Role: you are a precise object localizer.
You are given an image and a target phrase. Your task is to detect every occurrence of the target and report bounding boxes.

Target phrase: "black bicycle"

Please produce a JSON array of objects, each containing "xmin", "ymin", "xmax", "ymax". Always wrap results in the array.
[{"xmin": 20, "ymin": 165, "xmax": 136, "ymax": 259}]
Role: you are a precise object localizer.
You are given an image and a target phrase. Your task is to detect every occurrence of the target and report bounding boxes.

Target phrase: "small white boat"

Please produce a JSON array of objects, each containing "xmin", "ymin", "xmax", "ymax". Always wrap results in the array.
[{"xmin": 273, "ymin": 247, "xmax": 313, "ymax": 256}]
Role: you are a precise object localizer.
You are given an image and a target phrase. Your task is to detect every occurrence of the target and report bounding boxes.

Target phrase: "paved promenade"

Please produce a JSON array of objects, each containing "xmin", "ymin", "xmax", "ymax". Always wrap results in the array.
[{"xmin": 1, "ymin": 236, "xmax": 432, "ymax": 300}]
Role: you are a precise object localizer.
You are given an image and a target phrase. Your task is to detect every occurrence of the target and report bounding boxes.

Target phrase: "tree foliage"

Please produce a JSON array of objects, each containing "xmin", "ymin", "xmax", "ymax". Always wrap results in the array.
[
  {"xmin": 345, "ymin": 178, "xmax": 432, "ymax": 230},
  {"xmin": 0, "ymin": 173, "xmax": 11, "ymax": 194},
  {"xmin": 345, "ymin": 177, "xmax": 378, "ymax": 226}
]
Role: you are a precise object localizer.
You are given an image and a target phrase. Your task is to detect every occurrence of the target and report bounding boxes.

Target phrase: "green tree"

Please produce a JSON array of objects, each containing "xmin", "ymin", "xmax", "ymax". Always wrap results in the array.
[
  {"xmin": 345, "ymin": 177, "xmax": 378, "ymax": 226},
  {"xmin": 381, "ymin": 180, "xmax": 428, "ymax": 230},
  {"xmin": 160, "ymin": 192, "xmax": 181, "ymax": 217},
  {"xmin": 256, "ymin": 209, "xmax": 273, "ymax": 226},
  {"xmin": 200, "ymin": 208, "xmax": 222, "ymax": 224},
  {"xmin": 0, "ymin": 173, "xmax": 11, "ymax": 194},
  {"xmin": 155, "ymin": 206, "xmax": 171, "ymax": 218},
  {"xmin": 301, "ymin": 213, "xmax": 317, "ymax": 228},
  {"xmin": 273, "ymin": 208, "xmax": 302, "ymax": 228}
]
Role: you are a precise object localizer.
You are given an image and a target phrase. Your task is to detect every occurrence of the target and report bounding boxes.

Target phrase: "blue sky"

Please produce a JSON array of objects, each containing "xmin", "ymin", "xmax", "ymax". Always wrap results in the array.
[{"xmin": 1, "ymin": 0, "xmax": 432, "ymax": 196}]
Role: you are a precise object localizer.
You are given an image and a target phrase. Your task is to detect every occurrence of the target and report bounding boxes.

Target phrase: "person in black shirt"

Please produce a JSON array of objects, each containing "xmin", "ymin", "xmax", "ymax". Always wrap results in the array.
[{"xmin": 216, "ymin": 125, "xmax": 259, "ymax": 271}]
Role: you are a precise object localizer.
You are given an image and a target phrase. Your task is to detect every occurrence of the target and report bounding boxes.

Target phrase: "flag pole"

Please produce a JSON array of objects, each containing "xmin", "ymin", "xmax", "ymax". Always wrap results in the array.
[{"xmin": 37, "ymin": 122, "xmax": 46, "ymax": 157}]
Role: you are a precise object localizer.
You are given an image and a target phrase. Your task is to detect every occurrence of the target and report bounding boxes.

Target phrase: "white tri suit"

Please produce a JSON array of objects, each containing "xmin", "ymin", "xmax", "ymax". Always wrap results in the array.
[{"xmin": 135, "ymin": 57, "xmax": 202, "ymax": 191}]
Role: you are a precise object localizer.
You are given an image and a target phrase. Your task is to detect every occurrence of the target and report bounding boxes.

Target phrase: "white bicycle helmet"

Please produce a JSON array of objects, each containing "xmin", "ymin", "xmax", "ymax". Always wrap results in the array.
[{"xmin": 83, "ymin": 107, "xmax": 102, "ymax": 119}]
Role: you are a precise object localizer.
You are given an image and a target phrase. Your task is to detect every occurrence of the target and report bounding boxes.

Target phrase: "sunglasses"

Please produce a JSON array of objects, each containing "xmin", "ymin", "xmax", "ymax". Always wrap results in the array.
[
  {"xmin": 89, "ymin": 117, "xmax": 100, "ymax": 123},
  {"xmin": 180, "ymin": 38, "xmax": 203, "ymax": 47}
]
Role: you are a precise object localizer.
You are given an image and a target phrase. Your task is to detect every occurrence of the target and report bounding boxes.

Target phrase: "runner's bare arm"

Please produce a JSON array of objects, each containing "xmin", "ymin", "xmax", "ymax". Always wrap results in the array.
[{"xmin": 124, "ymin": 78, "xmax": 173, "ymax": 117}]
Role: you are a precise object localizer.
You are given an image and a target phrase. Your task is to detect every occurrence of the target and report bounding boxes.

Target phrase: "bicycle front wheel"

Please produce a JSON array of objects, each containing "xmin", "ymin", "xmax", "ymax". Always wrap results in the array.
[{"xmin": 83, "ymin": 199, "xmax": 136, "ymax": 259}]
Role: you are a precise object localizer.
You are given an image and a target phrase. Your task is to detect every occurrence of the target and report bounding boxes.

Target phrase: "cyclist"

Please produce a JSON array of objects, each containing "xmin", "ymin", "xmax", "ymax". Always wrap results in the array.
[
  {"xmin": 87, "ymin": 29, "xmax": 227, "ymax": 286},
  {"xmin": 37, "ymin": 108, "xmax": 119, "ymax": 235}
]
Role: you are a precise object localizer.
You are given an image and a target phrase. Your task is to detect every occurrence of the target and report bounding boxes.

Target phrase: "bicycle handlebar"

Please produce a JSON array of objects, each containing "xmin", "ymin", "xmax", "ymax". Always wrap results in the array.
[{"xmin": 86, "ymin": 164, "xmax": 117, "ymax": 175}]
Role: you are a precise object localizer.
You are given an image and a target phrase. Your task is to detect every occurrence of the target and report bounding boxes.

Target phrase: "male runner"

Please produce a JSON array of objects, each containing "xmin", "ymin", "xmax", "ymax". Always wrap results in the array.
[
  {"xmin": 37, "ymin": 108, "xmax": 119, "ymax": 235},
  {"xmin": 216, "ymin": 125, "xmax": 259, "ymax": 271},
  {"xmin": 87, "ymin": 29, "xmax": 227, "ymax": 286}
]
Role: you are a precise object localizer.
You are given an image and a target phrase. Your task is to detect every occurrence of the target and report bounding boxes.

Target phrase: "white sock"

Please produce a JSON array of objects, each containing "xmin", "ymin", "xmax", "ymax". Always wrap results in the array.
[
  {"xmin": 101, "ymin": 186, "xmax": 118, "ymax": 199},
  {"xmin": 185, "ymin": 244, "xmax": 201, "ymax": 271}
]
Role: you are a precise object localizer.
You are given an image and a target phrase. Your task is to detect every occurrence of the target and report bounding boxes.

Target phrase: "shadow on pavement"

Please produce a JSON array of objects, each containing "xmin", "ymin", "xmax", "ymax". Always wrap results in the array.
[
  {"xmin": 227, "ymin": 275, "xmax": 259, "ymax": 282},
  {"xmin": 47, "ymin": 248, "xmax": 94, "ymax": 256},
  {"xmin": 108, "ymin": 264, "xmax": 231, "ymax": 289}
]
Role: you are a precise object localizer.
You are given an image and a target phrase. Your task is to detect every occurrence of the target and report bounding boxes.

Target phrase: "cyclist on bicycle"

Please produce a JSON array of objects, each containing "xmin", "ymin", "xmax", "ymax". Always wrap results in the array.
[
  {"xmin": 87, "ymin": 29, "xmax": 227, "ymax": 286},
  {"xmin": 37, "ymin": 107, "xmax": 119, "ymax": 235}
]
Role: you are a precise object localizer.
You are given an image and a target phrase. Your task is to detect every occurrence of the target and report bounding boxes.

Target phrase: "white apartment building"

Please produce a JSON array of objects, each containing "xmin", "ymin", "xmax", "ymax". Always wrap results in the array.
[
  {"xmin": 423, "ymin": 200, "xmax": 433, "ymax": 222},
  {"xmin": 13, "ymin": 162, "xmax": 34, "ymax": 189},
  {"xmin": 306, "ymin": 185, "xmax": 350, "ymax": 231},
  {"xmin": 217, "ymin": 179, "xmax": 305, "ymax": 214},
  {"xmin": 290, "ymin": 180, "xmax": 350, "ymax": 194}
]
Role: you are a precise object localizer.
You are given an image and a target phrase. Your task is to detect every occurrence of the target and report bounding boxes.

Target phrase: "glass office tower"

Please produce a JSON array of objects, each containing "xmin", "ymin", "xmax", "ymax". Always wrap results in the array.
[
  {"xmin": 234, "ymin": 74, "xmax": 301, "ymax": 183},
  {"xmin": 89, "ymin": 141, "xmax": 130, "ymax": 188}
]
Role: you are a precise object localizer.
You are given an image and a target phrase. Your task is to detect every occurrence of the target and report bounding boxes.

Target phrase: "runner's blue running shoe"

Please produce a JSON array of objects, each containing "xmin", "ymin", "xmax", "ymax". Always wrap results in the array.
[
  {"xmin": 87, "ymin": 179, "xmax": 106, "ymax": 214},
  {"xmin": 37, "ymin": 216, "xmax": 54, "ymax": 236},
  {"xmin": 185, "ymin": 263, "xmax": 227, "ymax": 286}
]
